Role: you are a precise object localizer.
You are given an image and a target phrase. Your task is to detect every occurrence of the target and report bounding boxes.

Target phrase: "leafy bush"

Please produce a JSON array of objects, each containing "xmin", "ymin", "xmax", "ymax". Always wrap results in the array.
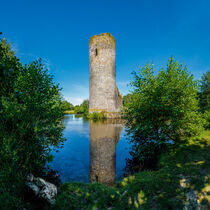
[
  {"xmin": 74, "ymin": 99, "xmax": 89, "ymax": 116},
  {"xmin": 123, "ymin": 93, "xmax": 133, "ymax": 106},
  {"xmin": 199, "ymin": 71, "xmax": 210, "ymax": 128},
  {"xmin": 199, "ymin": 70, "xmax": 210, "ymax": 113},
  {"xmin": 88, "ymin": 111, "xmax": 107, "ymax": 120},
  {"xmin": 0, "ymin": 37, "xmax": 65, "ymax": 207},
  {"xmin": 123, "ymin": 57, "xmax": 204, "ymax": 169},
  {"xmin": 203, "ymin": 110, "xmax": 210, "ymax": 129},
  {"xmin": 61, "ymin": 100, "xmax": 74, "ymax": 111}
]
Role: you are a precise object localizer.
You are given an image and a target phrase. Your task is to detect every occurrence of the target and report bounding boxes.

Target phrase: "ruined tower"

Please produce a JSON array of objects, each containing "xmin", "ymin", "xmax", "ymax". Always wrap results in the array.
[{"xmin": 89, "ymin": 33, "xmax": 122, "ymax": 118}]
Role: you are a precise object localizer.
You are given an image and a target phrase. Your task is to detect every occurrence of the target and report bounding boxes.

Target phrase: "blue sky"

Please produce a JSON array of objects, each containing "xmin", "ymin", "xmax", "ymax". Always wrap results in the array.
[{"xmin": 1, "ymin": 0, "xmax": 210, "ymax": 105}]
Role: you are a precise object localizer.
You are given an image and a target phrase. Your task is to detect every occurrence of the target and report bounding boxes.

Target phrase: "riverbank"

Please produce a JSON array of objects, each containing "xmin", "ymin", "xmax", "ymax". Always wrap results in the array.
[
  {"xmin": 64, "ymin": 110, "xmax": 75, "ymax": 114},
  {"xmin": 54, "ymin": 130, "xmax": 210, "ymax": 209}
]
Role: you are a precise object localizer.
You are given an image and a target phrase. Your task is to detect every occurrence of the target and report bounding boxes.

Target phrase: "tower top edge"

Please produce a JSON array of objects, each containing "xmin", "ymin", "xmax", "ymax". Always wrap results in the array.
[{"xmin": 89, "ymin": 32, "xmax": 115, "ymax": 46}]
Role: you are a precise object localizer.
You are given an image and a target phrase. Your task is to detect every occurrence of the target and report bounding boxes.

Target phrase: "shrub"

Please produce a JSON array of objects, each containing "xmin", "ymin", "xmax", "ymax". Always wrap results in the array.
[
  {"xmin": 123, "ymin": 57, "xmax": 204, "ymax": 169},
  {"xmin": 74, "ymin": 100, "xmax": 89, "ymax": 115},
  {"xmin": 203, "ymin": 110, "xmax": 210, "ymax": 129},
  {"xmin": 61, "ymin": 100, "xmax": 74, "ymax": 111},
  {"xmin": 0, "ymin": 36, "xmax": 65, "ymax": 207},
  {"xmin": 88, "ymin": 111, "xmax": 107, "ymax": 120},
  {"xmin": 199, "ymin": 71, "xmax": 210, "ymax": 129},
  {"xmin": 199, "ymin": 70, "xmax": 210, "ymax": 113}
]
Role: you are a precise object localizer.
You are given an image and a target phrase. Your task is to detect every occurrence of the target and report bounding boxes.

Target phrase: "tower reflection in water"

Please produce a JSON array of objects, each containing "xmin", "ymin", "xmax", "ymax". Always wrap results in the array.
[{"xmin": 89, "ymin": 119, "xmax": 123, "ymax": 186}]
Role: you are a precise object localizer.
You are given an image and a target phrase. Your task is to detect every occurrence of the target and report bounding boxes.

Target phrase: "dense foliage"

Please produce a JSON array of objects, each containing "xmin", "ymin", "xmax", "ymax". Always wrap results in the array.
[
  {"xmin": 123, "ymin": 94, "xmax": 133, "ymax": 106},
  {"xmin": 0, "ymin": 37, "xmax": 65, "ymax": 207},
  {"xmin": 199, "ymin": 71, "xmax": 210, "ymax": 112},
  {"xmin": 88, "ymin": 111, "xmax": 107, "ymax": 120},
  {"xmin": 74, "ymin": 99, "xmax": 89, "ymax": 115},
  {"xmin": 199, "ymin": 71, "xmax": 210, "ymax": 128},
  {"xmin": 123, "ymin": 57, "xmax": 204, "ymax": 170},
  {"xmin": 71, "ymin": 100, "xmax": 108, "ymax": 119},
  {"xmin": 61, "ymin": 100, "xmax": 74, "ymax": 111}
]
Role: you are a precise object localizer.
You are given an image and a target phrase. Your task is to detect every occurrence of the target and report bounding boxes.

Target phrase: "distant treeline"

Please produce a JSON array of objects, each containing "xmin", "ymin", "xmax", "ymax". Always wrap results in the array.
[
  {"xmin": 62, "ymin": 100, "xmax": 106, "ymax": 119},
  {"xmin": 61, "ymin": 99, "xmax": 89, "ymax": 115}
]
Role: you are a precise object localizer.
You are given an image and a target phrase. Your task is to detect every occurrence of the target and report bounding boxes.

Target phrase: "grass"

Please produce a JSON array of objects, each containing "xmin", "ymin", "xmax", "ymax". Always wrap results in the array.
[
  {"xmin": 88, "ymin": 111, "xmax": 107, "ymax": 120},
  {"xmin": 64, "ymin": 110, "xmax": 75, "ymax": 114},
  {"xmin": 64, "ymin": 110, "xmax": 107, "ymax": 119},
  {"xmin": 54, "ymin": 130, "xmax": 210, "ymax": 209}
]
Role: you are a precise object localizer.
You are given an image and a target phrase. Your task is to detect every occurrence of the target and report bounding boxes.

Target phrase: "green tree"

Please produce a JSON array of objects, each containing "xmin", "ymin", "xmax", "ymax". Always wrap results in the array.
[
  {"xmin": 0, "ymin": 36, "xmax": 65, "ymax": 207},
  {"xmin": 74, "ymin": 105, "xmax": 81, "ymax": 113},
  {"xmin": 199, "ymin": 71, "xmax": 210, "ymax": 112},
  {"xmin": 61, "ymin": 100, "xmax": 74, "ymax": 111},
  {"xmin": 199, "ymin": 71, "xmax": 210, "ymax": 128},
  {"xmin": 74, "ymin": 99, "xmax": 89, "ymax": 115},
  {"xmin": 123, "ymin": 57, "xmax": 204, "ymax": 170},
  {"xmin": 123, "ymin": 94, "xmax": 133, "ymax": 106},
  {"xmin": 80, "ymin": 99, "xmax": 89, "ymax": 115}
]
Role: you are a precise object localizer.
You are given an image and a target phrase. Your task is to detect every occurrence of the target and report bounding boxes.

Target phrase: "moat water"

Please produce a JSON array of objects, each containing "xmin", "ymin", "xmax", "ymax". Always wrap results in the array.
[{"xmin": 50, "ymin": 114, "xmax": 131, "ymax": 185}]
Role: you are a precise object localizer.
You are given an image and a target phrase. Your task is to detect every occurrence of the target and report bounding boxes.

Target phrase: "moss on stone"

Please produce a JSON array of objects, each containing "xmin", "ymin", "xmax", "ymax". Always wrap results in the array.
[{"xmin": 89, "ymin": 32, "xmax": 116, "ymax": 47}]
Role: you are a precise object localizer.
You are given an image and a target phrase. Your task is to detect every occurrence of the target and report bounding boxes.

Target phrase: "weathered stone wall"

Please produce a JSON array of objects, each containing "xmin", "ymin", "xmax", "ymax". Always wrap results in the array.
[
  {"xmin": 89, "ymin": 120, "xmax": 123, "ymax": 186},
  {"xmin": 89, "ymin": 33, "xmax": 122, "ymax": 118}
]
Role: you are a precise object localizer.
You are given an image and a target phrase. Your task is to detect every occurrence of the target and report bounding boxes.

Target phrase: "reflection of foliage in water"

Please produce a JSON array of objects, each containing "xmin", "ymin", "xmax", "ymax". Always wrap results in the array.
[{"xmin": 124, "ymin": 142, "xmax": 161, "ymax": 175}]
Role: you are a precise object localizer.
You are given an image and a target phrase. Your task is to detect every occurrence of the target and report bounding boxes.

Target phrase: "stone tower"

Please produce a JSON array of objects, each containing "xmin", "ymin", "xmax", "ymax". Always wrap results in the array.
[{"xmin": 89, "ymin": 33, "xmax": 122, "ymax": 118}]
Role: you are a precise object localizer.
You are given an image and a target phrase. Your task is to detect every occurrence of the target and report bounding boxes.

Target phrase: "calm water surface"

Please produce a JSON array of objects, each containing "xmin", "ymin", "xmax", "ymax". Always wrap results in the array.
[{"xmin": 50, "ymin": 114, "xmax": 131, "ymax": 185}]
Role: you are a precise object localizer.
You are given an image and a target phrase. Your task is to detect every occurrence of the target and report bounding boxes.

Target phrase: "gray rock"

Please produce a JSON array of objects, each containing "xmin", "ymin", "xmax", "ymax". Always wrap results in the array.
[
  {"xmin": 25, "ymin": 182, "xmax": 40, "ymax": 196},
  {"xmin": 26, "ymin": 174, "xmax": 57, "ymax": 205},
  {"xmin": 34, "ymin": 177, "xmax": 46, "ymax": 188},
  {"xmin": 39, "ymin": 181, "xmax": 57, "ymax": 205},
  {"xmin": 26, "ymin": 173, "xmax": 34, "ymax": 182}
]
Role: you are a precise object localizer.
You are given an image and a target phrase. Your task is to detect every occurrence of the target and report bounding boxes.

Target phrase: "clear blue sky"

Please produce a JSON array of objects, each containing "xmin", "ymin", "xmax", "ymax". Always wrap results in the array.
[{"xmin": 1, "ymin": 0, "xmax": 210, "ymax": 105}]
